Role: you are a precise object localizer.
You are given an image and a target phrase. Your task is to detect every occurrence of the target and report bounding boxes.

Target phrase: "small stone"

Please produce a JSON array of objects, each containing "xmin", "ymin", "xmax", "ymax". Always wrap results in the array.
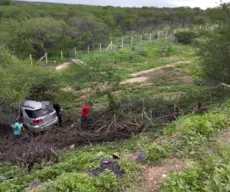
[
  {"xmin": 69, "ymin": 144, "xmax": 75, "ymax": 149},
  {"xmin": 162, "ymin": 174, "xmax": 167, "ymax": 178}
]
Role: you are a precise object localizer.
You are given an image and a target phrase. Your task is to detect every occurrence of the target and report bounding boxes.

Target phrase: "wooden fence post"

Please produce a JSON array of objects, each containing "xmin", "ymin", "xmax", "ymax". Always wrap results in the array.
[
  {"xmin": 140, "ymin": 35, "xmax": 142, "ymax": 43},
  {"xmin": 30, "ymin": 54, "xmax": 33, "ymax": 66},
  {"xmin": 61, "ymin": 50, "xmax": 63, "ymax": 59},
  {"xmin": 158, "ymin": 32, "xmax": 160, "ymax": 40},
  {"xmin": 149, "ymin": 33, "xmax": 152, "ymax": 41},
  {"xmin": 121, "ymin": 38, "xmax": 124, "ymax": 48},
  {"xmin": 74, "ymin": 47, "xmax": 77, "ymax": 56},
  {"xmin": 45, "ymin": 53, "xmax": 48, "ymax": 64},
  {"xmin": 100, "ymin": 43, "xmax": 102, "ymax": 52}
]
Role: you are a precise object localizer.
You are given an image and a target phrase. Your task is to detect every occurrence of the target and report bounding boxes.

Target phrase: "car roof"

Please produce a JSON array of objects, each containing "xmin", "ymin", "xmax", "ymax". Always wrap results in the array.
[{"xmin": 21, "ymin": 100, "xmax": 42, "ymax": 110}]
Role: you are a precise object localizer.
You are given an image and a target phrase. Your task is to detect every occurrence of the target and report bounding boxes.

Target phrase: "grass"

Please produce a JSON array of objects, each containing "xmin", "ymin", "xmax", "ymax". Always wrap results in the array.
[
  {"xmin": 51, "ymin": 38, "xmax": 197, "ymax": 109},
  {"xmin": 3, "ymin": 37, "xmax": 230, "ymax": 191}
]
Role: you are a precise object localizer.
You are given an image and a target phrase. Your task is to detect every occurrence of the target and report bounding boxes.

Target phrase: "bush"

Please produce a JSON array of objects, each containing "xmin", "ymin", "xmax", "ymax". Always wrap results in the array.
[{"xmin": 175, "ymin": 31, "xmax": 197, "ymax": 44}]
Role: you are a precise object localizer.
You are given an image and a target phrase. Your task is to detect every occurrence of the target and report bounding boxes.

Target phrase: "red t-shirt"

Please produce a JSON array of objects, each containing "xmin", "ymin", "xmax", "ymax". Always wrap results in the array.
[{"xmin": 81, "ymin": 105, "xmax": 91, "ymax": 117}]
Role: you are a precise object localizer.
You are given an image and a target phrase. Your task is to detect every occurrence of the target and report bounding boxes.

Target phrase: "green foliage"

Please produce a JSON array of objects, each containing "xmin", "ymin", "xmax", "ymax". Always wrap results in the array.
[
  {"xmin": 0, "ymin": 0, "xmax": 11, "ymax": 5},
  {"xmin": 192, "ymin": 16, "xmax": 207, "ymax": 25},
  {"xmin": 45, "ymin": 171, "xmax": 118, "ymax": 192},
  {"xmin": 197, "ymin": 3, "xmax": 230, "ymax": 84},
  {"xmin": 0, "ymin": 2, "xmax": 206, "ymax": 58},
  {"xmin": 169, "ymin": 112, "xmax": 228, "ymax": 137},
  {"xmin": 14, "ymin": 17, "xmax": 66, "ymax": 58},
  {"xmin": 162, "ymin": 153, "xmax": 230, "ymax": 192},
  {"xmin": 0, "ymin": 46, "xmax": 55, "ymax": 106},
  {"xmin": 145, "ymin": 144, "xmax": 168, "ymax": 163},
  {"xmin": 175, "ymin": 31, "xmax": 197, "ymax": 44}
]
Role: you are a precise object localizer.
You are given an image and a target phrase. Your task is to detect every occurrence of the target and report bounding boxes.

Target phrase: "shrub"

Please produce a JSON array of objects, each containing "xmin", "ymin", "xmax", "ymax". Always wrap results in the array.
[{"xmin": 175, "ymin": 31, "xmax": 197, "ymax": 44}]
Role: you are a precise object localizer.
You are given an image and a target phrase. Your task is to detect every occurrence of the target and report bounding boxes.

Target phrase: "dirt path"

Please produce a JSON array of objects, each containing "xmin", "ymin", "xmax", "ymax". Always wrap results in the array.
[
  {"xmin": 121, "ymin": 61, "xmax": 191, "ymax": 84},
  {"xmin": 137, "ymin": 158, "xmax": 186, "ymax": 192},
  {"xmin": 55, "ymin": 59, "xmax": 84, "ymax": 71},
  {"xmin": 216, "ymin": 128, "xmax": 230, "ymax": 143},
  {"xmin": 130, "ymin": 61, "xmax": 191, "ymax": 78},
  {"xmin": 55, "ymin": 62, "xmax": 70, "ymax": 71}
]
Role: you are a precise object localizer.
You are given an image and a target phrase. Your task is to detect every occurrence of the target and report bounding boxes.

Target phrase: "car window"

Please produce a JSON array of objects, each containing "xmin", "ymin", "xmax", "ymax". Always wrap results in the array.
[
  {"xmin": 25, "ymin": 109, "xmax": 34, "ymax": 118},
  {"xmin": 34, "ymin": 109, "xmax": 49, "ymax": 118},
  {"xmin": 25, "ymin": 109, "xmax": 49, "ymax": 118}
]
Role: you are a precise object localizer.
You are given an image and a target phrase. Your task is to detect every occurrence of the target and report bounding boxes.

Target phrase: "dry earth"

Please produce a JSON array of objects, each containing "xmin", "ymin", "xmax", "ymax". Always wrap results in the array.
[
  {"xmin": 136, "ymin": 158, "xmax": 186, "ymax": 192},
  {"xmin": 121, "ymin": 61, "xmax": 191, "ymax": 84}
]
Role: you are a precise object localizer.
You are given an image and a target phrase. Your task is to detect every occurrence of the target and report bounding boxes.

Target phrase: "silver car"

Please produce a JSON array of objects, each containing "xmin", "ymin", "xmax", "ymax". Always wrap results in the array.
[{"xmin": 19, "ymin": 100, "xmax": 58, "ymax": 133}]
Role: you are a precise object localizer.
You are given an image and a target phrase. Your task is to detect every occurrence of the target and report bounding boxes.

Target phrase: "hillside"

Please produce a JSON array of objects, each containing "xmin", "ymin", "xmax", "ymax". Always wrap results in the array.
[
  {"xmin": 1, "ymin": 31, "xmax": 230, "ymax": 191},
  {"xmin": 1, "ymin": 1, "xmax": 230, "ymax": 192}
]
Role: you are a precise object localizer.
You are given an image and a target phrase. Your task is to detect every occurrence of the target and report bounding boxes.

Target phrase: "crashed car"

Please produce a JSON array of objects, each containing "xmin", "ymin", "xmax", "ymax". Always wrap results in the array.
[{"xmin": 19, "ymin": 100, "xmax": 58, "ymax": 133}]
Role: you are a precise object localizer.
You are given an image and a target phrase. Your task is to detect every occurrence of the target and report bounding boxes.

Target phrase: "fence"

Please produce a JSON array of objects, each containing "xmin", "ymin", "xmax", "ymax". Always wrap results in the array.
[{"xmin": 30, "ymin": 25, "xmax": 216, "ymax": 64}]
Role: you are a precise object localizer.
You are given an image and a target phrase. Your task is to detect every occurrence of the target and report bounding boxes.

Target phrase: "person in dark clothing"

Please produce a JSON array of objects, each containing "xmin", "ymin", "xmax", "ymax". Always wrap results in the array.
[{"xmin": 53, "ymin": 104, "xmax": 62, "ymax": 127}]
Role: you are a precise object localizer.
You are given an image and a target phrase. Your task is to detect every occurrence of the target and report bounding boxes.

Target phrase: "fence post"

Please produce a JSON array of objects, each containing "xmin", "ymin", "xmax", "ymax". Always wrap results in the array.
[
  {"xmin": 158, "ymin": 32, "xmax": 160, "ymax": 40},
  {"xmin": 140, "ymin": 35, "xmax": 142, "ymax": 43},
  {"xmin": 149, "ymin": 33, "xmax": 152, "ymax": 41},
  {"xmin": 88, "ymin": 46, "xmax": 90, "ymax": 54},
  {"xmin": 121, "ymin": 38, "xmax": 124, "ymax": 48},
  {"xmin": 30, "ymin": 54, "xmax": 33, "ymax": 66},
  {"xmin": 99, "ymin": 43, "xmax": 102, "ymax": 52},
  {"xmin": 74, "ymin": 47, "xmax": 77, "ymax": 56},
  {"xmin": 166, "ymin": 30, "xmax": 168, "ymax": 37},
  {"xmin": 61, "ymin": 50, "xmax": 63, "ymax": 59},
  {"xmin": 45, "ymin": 53, "xmax": 48, "ymax": 64}
]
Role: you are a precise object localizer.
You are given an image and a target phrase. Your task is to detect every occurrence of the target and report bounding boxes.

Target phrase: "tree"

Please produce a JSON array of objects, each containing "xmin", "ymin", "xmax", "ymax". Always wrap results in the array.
[
  {"xmin": 175, "ymin": 31, "xmax": 197, "ymax": 44},
  {"xmin": 192, "ymin": 16, "xmax": 207, "ymax": 25},
  {"xmin": 197, "ymin": 3, "xmax": 230, "ymax": 84},
  {"xmin": 0, "ymin": 0, "xmax": 11, "ymax": 5},
  {"xmin": 14, "ymin": 17, "xmax": 66, "ymax": 58}
]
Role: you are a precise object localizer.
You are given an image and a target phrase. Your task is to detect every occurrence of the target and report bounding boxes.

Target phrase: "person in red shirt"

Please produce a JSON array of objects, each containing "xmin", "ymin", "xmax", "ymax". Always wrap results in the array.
[{"xmin": 81, "ymin": 102, "xmax": 93, "ymax": 127}]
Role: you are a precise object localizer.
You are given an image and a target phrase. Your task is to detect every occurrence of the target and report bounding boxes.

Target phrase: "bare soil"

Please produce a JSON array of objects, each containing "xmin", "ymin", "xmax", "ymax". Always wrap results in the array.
[
  {"xmin": 121, "ymin": 61, "xmax": 191, "ymax": 85},
  {"xmin": 130, "ymin": 61, "xmax": 191, "ymax": 78},
  {"xmin": 55, "ymin": 62, "xmax": 70, "ymax": 70},
  {"xmin": 216, "ymin": 128, "xmax": 230, "ymax": 144},
  {"xmin": 138, "ymin": 158, "xmax": 186, "ymax": 192}
]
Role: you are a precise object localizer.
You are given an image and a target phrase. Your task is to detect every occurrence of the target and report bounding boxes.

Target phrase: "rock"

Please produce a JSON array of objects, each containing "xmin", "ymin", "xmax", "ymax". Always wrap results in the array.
[
  {"xmin": 89, "ymin": 158, "xmax": 125, "ymax": 177},
  {"xmin": 112, "ymin": 153, "xmax": 120, "ymax": 159},
  {"xmin": 130, "ymin": 152, "xmax": 146, "ymax": 162},
  {"xmin": 31, "ymin": 180, "xmax": 41, "ymax": 186},
  {"xmin": 162, "ymin": 174, "xmax": 167, "ymax": 178},
  {"xmin": 69, "ymin": 144, "xmax": 75, "ymax": 149}
]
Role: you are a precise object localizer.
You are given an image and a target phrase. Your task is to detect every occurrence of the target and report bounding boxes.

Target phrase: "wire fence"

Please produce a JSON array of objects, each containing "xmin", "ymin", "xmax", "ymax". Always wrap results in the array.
[{"xmin": 30, "ymin": 25, "xmax": 216, "ymax": 64}]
